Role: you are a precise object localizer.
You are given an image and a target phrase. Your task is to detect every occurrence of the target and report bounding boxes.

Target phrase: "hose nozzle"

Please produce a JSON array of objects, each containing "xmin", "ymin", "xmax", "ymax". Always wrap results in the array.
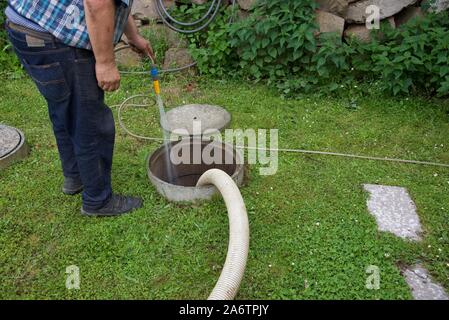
[{"xmin": 151, "ymin": 65, "xmax": 161, "ymax": 95}]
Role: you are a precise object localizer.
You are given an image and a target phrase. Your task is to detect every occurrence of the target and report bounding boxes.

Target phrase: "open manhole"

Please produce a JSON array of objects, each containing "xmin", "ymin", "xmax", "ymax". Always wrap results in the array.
[
  {"xmin": 0, "ymin": 124, "xmax": 29, "ymax": 170},
  {"xmin": 147, "ymin": 139, "xmax": 244, "ymax": 202}
]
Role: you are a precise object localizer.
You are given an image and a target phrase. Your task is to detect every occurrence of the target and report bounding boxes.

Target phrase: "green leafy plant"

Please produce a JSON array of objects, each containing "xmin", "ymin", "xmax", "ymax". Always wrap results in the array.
[
  {"xmin": 0, "ymin": 1, "xmax": 22, "ymax": 74},
  {"xmin": 370, "ymin": 12, "xmax": 449, "ymax": 97},
  {"xmin": 168, "ymin": 2, "xmax": 237, "ymax": 77},
  {"xmin": 168, "ymin": 0, "xmax": 449, "ymax": 98},
  {"xmin": 229, "ymin": 0, "xmax": 321, "ymax": 92}
]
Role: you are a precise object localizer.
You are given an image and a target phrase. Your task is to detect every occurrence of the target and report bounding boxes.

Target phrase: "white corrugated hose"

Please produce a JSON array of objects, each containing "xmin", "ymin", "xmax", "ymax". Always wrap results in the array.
[{"xmin": 196, "ymin": 169, "xmax": 250, "ymax": 300}]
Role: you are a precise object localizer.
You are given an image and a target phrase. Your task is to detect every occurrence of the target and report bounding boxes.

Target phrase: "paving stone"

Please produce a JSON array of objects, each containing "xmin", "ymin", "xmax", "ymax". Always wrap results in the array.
[
  {"xmin": 363, "ymin": 184, "xmax": 422, "ymax": 241},
  {"xmin": 403, "ymin": 265, "xmax": 449, "ymax": 300}
]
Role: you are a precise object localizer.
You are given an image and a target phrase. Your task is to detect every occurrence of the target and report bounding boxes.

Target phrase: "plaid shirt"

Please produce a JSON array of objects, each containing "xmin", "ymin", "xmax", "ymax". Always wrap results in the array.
[{"xmin": 7, "ymin": 0, "xmax": 133, "ymax": 50}]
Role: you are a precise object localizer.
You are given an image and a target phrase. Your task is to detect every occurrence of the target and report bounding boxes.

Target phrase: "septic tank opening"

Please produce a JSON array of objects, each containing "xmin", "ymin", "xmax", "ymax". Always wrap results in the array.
[
  {"xmin": 150, "ymin": 140, "xmax": 238, "ymax": 186},
  {"xmin": 147, "ymin": 139, "xmax": 244, "ymax": 202}
]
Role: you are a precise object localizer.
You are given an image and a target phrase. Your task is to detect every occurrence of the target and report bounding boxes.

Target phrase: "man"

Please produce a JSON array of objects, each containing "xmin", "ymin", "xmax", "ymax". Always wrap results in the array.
[{"xmin": 5, "ymin": 0, "xmax": 154, "ymax": 216}]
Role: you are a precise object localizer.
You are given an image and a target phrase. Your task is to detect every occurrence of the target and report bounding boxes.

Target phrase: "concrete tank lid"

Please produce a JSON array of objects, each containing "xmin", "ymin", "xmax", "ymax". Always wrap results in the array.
[
  {"xmin": 163, "ymin": 104, "xmax": 231, "ymax": 136},
  {"xmin": 0, "ymin": 124, "xmax": 22, "ymax": 159}
]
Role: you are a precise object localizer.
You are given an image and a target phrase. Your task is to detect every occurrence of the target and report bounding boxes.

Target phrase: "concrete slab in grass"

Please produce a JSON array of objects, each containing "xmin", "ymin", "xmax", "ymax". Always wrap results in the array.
[
  {"xmin": 363, "ymin": 184, "xmax": 422, "ymax": 241},
  {"xmin": 403, "ymin": 265, "xmax": 449, "ymax": 300},
  {"xmin": 0, "ymin": 124, "xmax": 29, "ymax": 170}
]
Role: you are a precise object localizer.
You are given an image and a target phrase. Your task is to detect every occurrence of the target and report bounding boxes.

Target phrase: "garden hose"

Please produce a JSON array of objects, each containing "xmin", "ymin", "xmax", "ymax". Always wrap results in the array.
[
  {"xmin": 116, "ymin": 0, "xmax": 238, "ymax": 75},
  {"xmin": 157, "ymin": 0, "xmax": 220, "ymax": 27},
  {"xmin": 155, "ymin": 0, "xmax": 225, "ymax": 34},
  {"xmin": 114, "ymin": 45, "xmax": 197, "ymax": 74},
  {"xmin": 116, "ymin": 95, "xmax": 449, "ymax": 169}
]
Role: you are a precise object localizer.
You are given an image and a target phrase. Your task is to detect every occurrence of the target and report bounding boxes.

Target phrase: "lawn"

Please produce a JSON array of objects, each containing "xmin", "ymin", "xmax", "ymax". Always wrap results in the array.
[{"xmin": 0, "ymin": 73, "xmax": 448, "ymax": 299}]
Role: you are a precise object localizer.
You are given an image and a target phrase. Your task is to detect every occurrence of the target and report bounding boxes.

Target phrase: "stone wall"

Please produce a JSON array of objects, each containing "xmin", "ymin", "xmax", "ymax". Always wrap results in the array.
[{"xmin": 314, "ymin": 0, "xmax": 448, "ymax": 42}]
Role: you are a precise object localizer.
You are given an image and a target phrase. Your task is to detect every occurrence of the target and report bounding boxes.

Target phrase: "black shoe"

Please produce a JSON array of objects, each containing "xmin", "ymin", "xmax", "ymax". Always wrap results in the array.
[
  {"xmin": 62, "ymin": 177, "xmax": 83, "ymax": 195},
  {"xmin": 81, "ymin": 194, "xmax": 143, "ymax": 217}
]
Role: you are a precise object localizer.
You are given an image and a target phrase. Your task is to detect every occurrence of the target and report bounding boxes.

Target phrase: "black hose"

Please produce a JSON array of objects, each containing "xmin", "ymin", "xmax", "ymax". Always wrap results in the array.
[
  {"xmin": 156, "ymin": 0, "xmax": 219, "ymax": 27},
  {"xmin": 118, "ymin": 1, "xmax": 236, "ymax": 74},
  {"xmin": 155, "ymin": 0, "xmax": 224, "ymax": 34}
]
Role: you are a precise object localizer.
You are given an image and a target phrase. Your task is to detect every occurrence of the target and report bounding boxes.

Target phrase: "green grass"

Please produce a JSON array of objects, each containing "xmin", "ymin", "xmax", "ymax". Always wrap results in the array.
[{"xmin": 1, "ymin": 73, "xmax": 449, "ymax": 299}]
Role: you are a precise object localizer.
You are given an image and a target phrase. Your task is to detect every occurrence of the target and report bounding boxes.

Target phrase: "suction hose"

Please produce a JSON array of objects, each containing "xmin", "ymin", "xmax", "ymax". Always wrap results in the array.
[{"xmin": 196, "ymin": 169, "xmax": 250, "ymax": 300}]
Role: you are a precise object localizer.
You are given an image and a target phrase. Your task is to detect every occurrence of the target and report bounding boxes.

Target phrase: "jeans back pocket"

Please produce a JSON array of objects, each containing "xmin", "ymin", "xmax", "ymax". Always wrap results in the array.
[{"xmin": 23, "ymin": 61, "xmax": 70, "ymax": 102}]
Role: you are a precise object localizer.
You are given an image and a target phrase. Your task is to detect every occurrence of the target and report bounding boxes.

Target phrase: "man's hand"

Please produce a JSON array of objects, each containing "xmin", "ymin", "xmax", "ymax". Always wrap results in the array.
[
  {"xmin": 84, "ymin": 0, "xmax": 119, "ymax": 92},
  {"xmin": 95, "ymin": 61, "xmax": 120, "ymax": 92},
  {"xmin": 124, "ymin": 15, "xmax": 156, "ymax": 62},
  {"xmin": 128, "ymin": 34, "xmax": 156, "ymax": 62}
]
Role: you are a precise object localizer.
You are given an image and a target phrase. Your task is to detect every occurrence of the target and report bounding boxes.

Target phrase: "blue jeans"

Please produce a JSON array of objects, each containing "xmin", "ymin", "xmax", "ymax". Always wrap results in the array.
[{"xmin": 6, "ymin": 22, "xmax": 114, "ymax": 210}]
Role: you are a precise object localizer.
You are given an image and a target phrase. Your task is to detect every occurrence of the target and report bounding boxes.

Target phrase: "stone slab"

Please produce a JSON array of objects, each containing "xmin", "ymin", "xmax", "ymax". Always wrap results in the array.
[
  {"xmin": 363, "ymin": 184, "xmax": 422, "ymax": 241},
  {"xmin": 403, "ymin": 265, "xmax": 449, "ymax": 300}
]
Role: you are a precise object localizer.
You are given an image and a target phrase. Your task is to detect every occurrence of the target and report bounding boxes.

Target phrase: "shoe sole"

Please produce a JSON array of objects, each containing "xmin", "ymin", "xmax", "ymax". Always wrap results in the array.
[
  {"xmin": 80, "ymin": 204, "xmax": 142, "ymax": 217},
  {"xmin": 62, "ymin": 186, "xmax": 83, "ymax": 195}
]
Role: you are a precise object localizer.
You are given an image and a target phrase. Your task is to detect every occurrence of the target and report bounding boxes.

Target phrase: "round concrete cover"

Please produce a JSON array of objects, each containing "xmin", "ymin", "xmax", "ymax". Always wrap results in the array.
[
  {"xmin": 164, "ymin": 104, "xmax": 231, "ymax": 135},
  {"xmin": 0, "ymin": 125, "xmax": 22, "ymax": 158}
]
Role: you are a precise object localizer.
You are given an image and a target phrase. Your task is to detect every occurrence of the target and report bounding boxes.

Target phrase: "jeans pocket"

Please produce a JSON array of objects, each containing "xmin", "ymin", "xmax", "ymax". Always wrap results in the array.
[{"xmin": 23, "ymin": 60, "xmax": 70, "ymax": 102}]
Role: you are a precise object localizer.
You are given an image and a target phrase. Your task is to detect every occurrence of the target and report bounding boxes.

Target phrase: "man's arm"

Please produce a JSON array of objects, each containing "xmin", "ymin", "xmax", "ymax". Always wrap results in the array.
[
  {"xmin": 123, "ymin": 15, "xmax": 139, "ymax": 43},
  {"xmin": 124, "ymin": 15, "xmax": 156, "ymax": 62},
  {"xmin": 84, "ymin": 0, "xmax": 120, "ymax": 92}
]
